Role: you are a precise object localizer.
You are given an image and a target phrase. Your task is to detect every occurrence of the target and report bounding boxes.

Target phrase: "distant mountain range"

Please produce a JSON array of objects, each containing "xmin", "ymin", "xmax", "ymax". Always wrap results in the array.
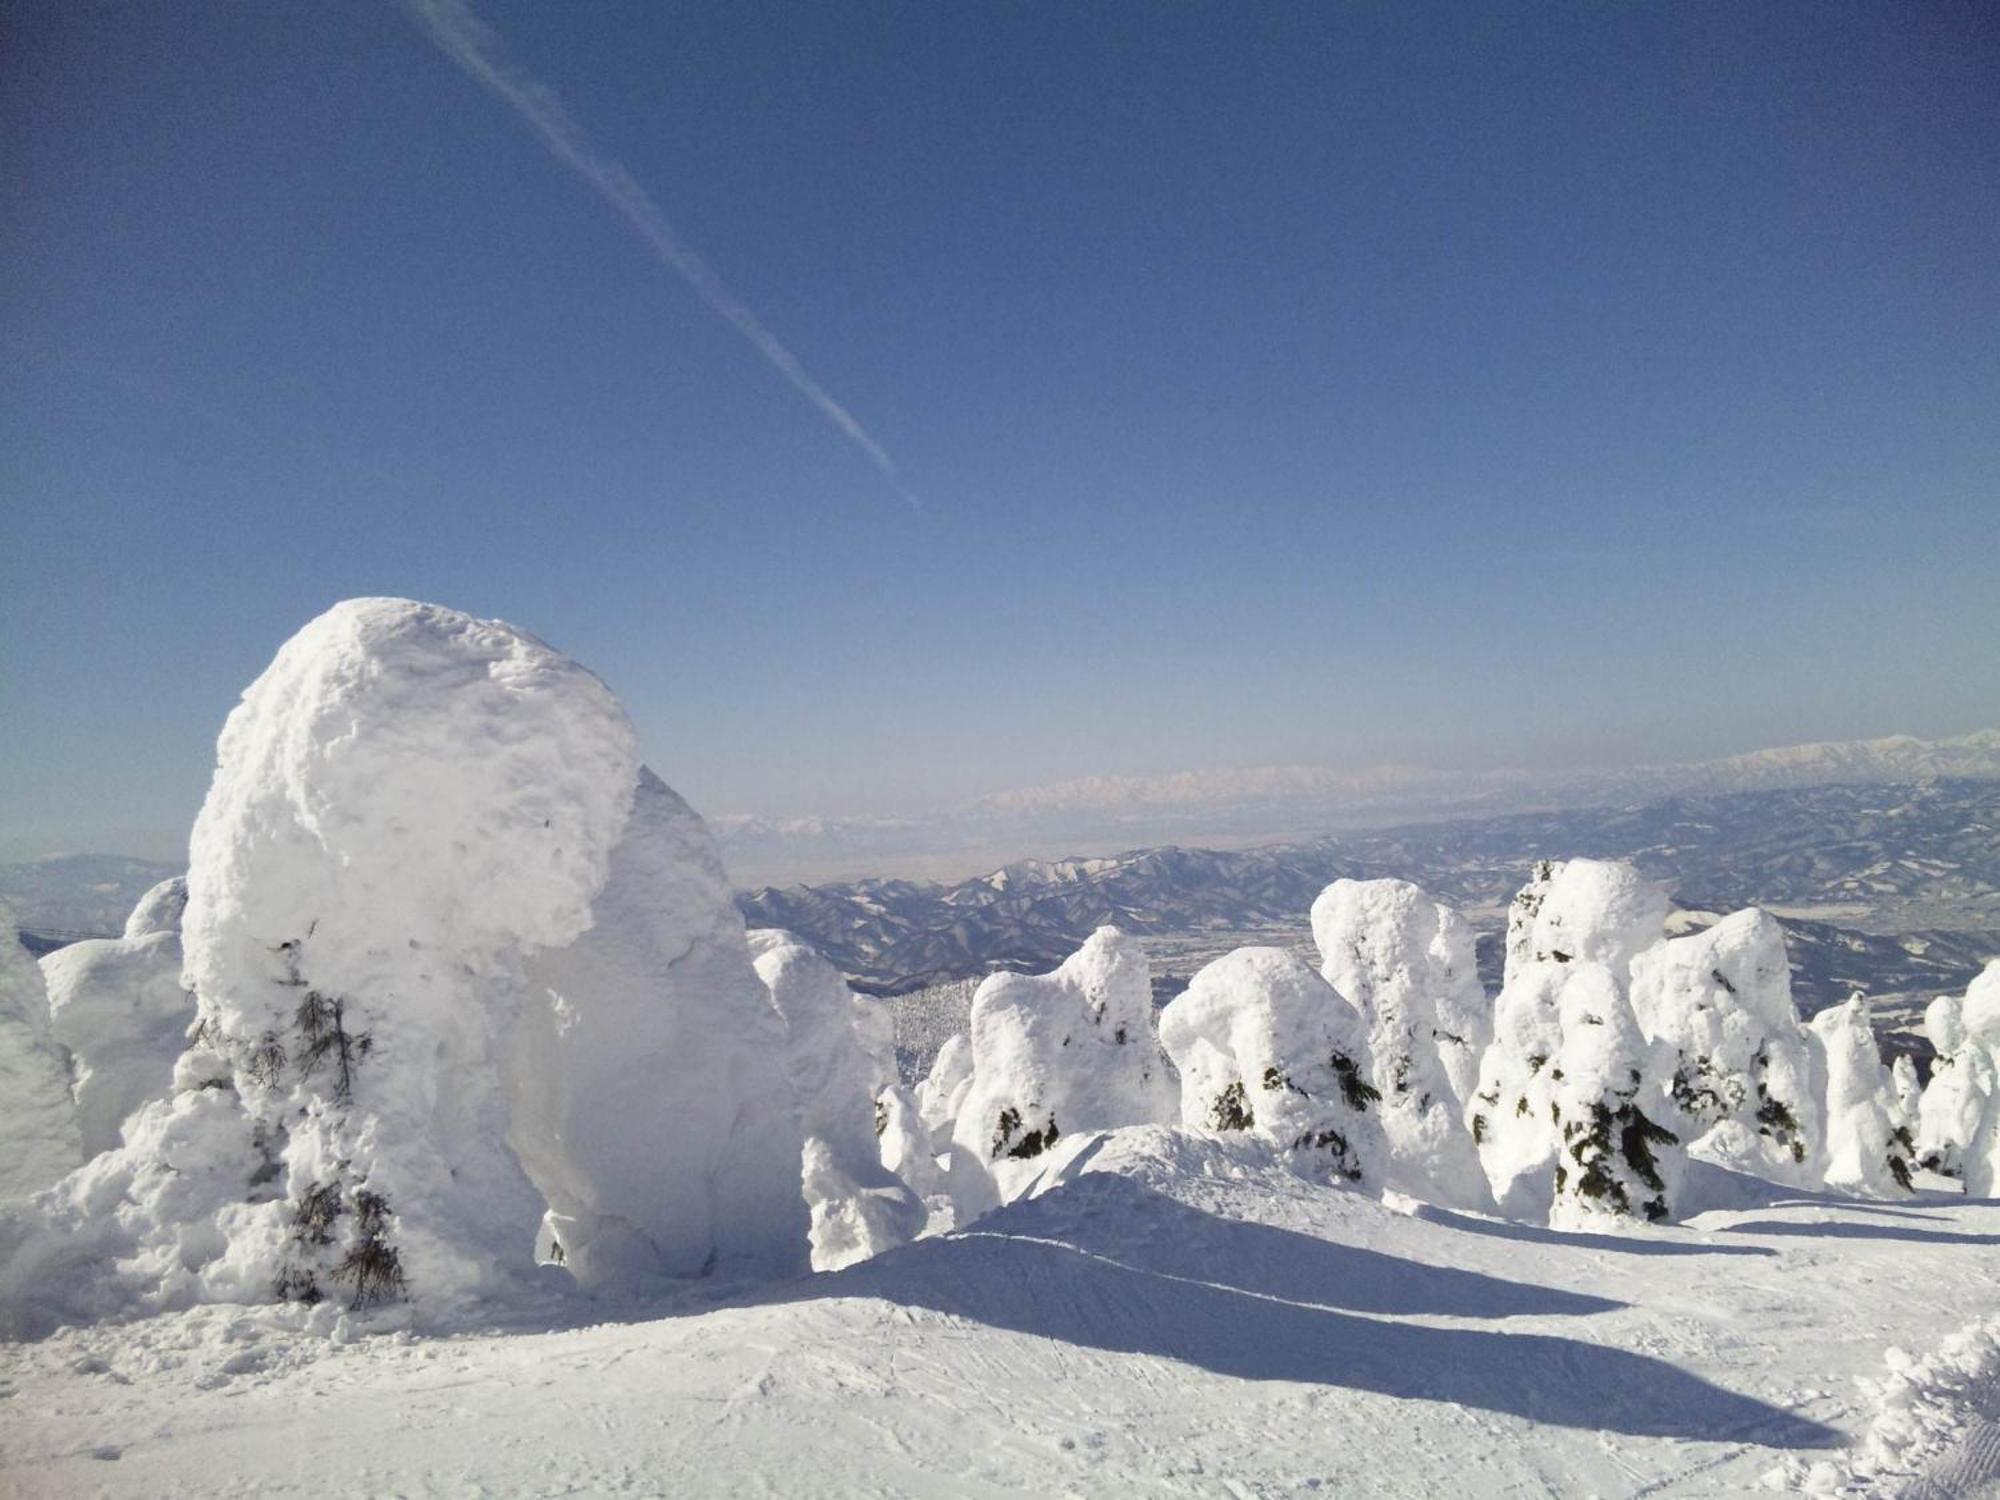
[
  {"xmin": 713, "ymin": 728, "xmax": 2000, "ymax": 885},
  {"xmin": 741, "ymin": 780, "xmax": 2000, "ymax": 1024}
]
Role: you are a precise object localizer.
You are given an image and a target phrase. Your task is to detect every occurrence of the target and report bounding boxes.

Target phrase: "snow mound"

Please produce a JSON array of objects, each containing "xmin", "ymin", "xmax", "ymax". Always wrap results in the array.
[
  {"xmin": 507, "ymin": 772, "xmax": 808, "ymax": 1289},
  {"xmin": 0, "ymin": 907, "xmax": 83, "ymax": 1200},
  {"xmin": 1310, "ymin": 878, "xmax": 1491, "ymax": 1209},
  {"xmin": 749, "ymin": 929, "xmax": 919, "ymax": 1271},
  {"xmin": 949, "ymin": 928, "xmax": 1177, "ymax": 1204},
  {"xmin": 1157, "ymin": 947, "xmax": 1386, "ymax": 1186}
]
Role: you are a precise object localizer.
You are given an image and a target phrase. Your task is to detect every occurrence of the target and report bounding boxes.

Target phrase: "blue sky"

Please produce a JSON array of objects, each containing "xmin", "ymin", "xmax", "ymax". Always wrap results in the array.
[{"xmin": 3, "ymin": 1, "xmax": 1996, "ymax": 860}]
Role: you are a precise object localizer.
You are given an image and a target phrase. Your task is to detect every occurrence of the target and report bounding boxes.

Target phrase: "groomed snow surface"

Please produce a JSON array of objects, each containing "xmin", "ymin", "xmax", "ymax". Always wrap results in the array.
[
  {"xmin": 4, "ymin": 1133, "xmax": 1998, "ymax": 1497},
  {"xmin": 6, "ymin": 597, "xmax": 2000, "ymax": 1495}
]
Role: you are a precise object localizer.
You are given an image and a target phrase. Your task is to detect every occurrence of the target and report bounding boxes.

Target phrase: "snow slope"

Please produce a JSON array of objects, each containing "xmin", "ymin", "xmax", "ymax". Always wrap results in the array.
[{"xmin": 5, "ymin": 1126, "xmax": 1996, "ymax": 1497}]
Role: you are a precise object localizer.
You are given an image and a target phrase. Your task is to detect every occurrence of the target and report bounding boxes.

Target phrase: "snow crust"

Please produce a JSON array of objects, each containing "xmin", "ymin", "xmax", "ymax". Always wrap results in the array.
[
  {"xmin": 1310, "ymin": 878, "xmax": 1491, "ymax": 1209},
  {"xmin": 0, "ymin": 908, "xmax": 82, "ymax": 1200},
  {"xmin": 1157, "ymin": 946, "xmax": 1386, "ymax": 1185},
  {"xmin": 749, "ymin": 929, "xmax": 919, "ymax": 1271}
]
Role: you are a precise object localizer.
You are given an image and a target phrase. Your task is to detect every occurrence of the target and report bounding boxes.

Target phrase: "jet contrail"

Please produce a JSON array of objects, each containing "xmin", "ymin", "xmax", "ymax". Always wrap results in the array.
[{"xmin": 408, "ymin": 0, "xmax": 920, "ymax": 509}]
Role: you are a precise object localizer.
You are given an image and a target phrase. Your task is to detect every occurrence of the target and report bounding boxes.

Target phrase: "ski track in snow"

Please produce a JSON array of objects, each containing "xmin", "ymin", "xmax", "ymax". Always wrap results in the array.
[{"xmin": 4, "ymin": 1151, "xmax": 1998, "ymax": 1498}]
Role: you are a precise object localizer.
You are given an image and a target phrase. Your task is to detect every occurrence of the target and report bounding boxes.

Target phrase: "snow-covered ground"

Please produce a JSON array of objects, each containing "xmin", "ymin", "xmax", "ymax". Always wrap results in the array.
[{"xmin": 5, "ymin": 1128, "xmax": 1996, "ymax": 1498}]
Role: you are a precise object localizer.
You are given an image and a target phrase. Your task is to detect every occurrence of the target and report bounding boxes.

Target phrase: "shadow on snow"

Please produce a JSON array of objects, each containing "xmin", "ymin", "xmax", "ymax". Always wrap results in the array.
[
  {"xmin": 1409, "ymin": 1202, "xmax": 1778, "ymax": 1258},
  {"xmin": 1723, "ymin": 1218, "xmax": 2000, "ymax": 1247},
  {"xmin": 800, "ymin": 1177, "xmax": 1837, "ymax": 1448}
]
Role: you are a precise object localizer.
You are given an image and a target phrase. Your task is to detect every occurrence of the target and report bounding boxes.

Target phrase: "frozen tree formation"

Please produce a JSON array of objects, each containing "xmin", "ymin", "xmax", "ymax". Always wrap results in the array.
[
  {"xmin": 917, "ymin": 1033, "xmax": 975, "ymax": 1143},
  {"xmin": 0, "ymin": 907, "xmax": 83, "ymax": 1200},
  {"xmin": 1916, "ymin": 994, "xmax": 1995, "ymax": 1181},
  {"xmin": 1472, "ymin": 859, "xmax": 1674, "ymax": 1224},
  {"xmin": 1157, "ymin": 947, "xmax": 1385, "ymax": 1185},
  {"xmin": 40, "ymin": 881, "xmax": 195, "ymax": 1157},
  {"xmin": 949, "ymin": 928, "xmax": 1177, "ymax": 1203},
  {"xmin": 1503, "ymin": 858, "xmax": 1565, "ymax": 986},
  {"xmin": 1, "ymin": 598, "xmax": 818, "ymax": 1330},
  {"xmin": 1627, "ymin": 908, "xmax": 1824, "ymax": 1186},
  {"xmin": 1521, "ymin": 859, "xmax": 1670, "ymax": 979},
  {"xmin": 1468, "ymin": 960, "xmax": 1581, "ymax": 1221},
  {"xmin": 747, "ymin": 929, "xmax": 921, "ymax": 1271},
  {"xmin": 1951, "ymin": 962, "xmax": 2000, "ymax": 1195},
  {"xmin": 1812, "ymin": 994, "xmax": 1915, "ymax": 1197},
  {"xmin": 875, "ymin": 1083, "xmax": 949, "ymax": 1202},
  {"xmin": 123, "ymin": 876, "xmax": 189, "ymax": 940},
  {"xmin": 504, "ymin": 773, "xmax": 808, "ymax": 1290},
  {"xmin": 1547, "ymin": 967, "xmax": 1683, "ymax": 1228},
  {"xmin": 1310, "ymin": 878, "xmax": 1491, "ymax": 1208}
]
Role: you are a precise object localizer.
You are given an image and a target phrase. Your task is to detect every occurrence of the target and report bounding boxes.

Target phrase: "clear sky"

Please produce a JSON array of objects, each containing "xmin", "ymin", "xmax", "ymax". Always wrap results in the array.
[{"xmin": 3, "ymin": 1, "xmax": 1996, "ymax": 861}]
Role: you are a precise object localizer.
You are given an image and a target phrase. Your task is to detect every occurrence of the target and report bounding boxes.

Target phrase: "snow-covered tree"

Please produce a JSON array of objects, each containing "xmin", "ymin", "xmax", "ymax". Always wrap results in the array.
[
  {"xmin": 949, "ymin": 928, "xmax": 1176, "ymax": 1203},
  {"xmin": 1627, "ymin": 908, "xmax": 1824, "ymax": 1186},
  {"xmin": 1916, "ymin": 994, "xmax": 1995, "ymax": 1181},
  {"xmin": 0, "ymin": 906, "xmax": 82, "ymax": 1200},
  {"xmin": 1503, "ymin": 859, "xmax": 1565, "ymax": 986},
  {"xmin": 1812, "ymin": 994, "xmax": 1915, "ymax": 1197},
  {"xmin": 876, "ymin": 1082, "xmax": 949, "ymax": 1201},
  {"xmin": 1951, "ymin": 962, "xmax": 2000, "ymax": 1196},
  {"xmin": 917, "ymin": 1033, "xmax": 974, "ymax": 1146},
  {"xmin": 41, "ymin": 884, "xmax": 195, "ymax": 1157},
  {"xmin": 1548, "ymin": 973, "xmax": 1683, "ymax": 1228},
  {"xmin": 1157, "ymin": 947, "xmax": 1386, "ymax": 1186},
  {"xmin": 1467, "ymin": 960, "xmax": 1584, "ymax": 1221},
  {"xmin": 1523, "ymin": 859, "xmax": 1669, "ymax": 979},
  {"xmin": 747, "ymin": 930, "xmax": 922, "ymax": 1271},
  {"xmin": 1310, "ymin": 878, "xmax": 1491, "ymax": 1208},
  {"xmin": 503, "ymin": 770, "xmax": 810, "ymax": 1290}
]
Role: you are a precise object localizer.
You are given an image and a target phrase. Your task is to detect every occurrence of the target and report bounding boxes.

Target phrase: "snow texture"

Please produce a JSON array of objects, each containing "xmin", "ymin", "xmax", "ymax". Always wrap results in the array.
[
  {"xmin": 4, "ymin": 598, "xmax": 666, "ymax": 1328},
  {"xmin": 1157, "ymin": 946, "xmax": 1386, "ymax": 1186},
  {"xmin": 0, "ymin": 907, "xmax": 82, "ymax": 1200},
  {"xmin": 1547, "ymin": 971, "xmax": 1683, "ymax": 1228},
  {"xmin": 1502, "ymin": 858, "xmax": 1564, "ymax": 987},
  {"xmin": 1811, "ymin": 994, "xmax": 1915, "ymax": 1198},
  {"xmin": 949, "ymin": 928, "xmax": 1177, "ymax": 1203},
  {"xmin": 40, "ymin": 927, "xmax": 192, "ymax": 1158},
  {"xmin": 1525, "ymin": 858, "xmax": 1669, "ymax": 978},
  {"xmin": 1951, "ymin": 961, "xmax": 2000, "ymax": 1196},
  {"xmin": 1310, "ymin": 878, "xmax": 1491, "ymax": 1209},
  {"xmin": 1627, "ymin": 907, "xmax": 1825, "ymax": 1186},
  {"xmin": 506, "ymin": 773, "xmax": 808, "ymax": 1290},
  {"xmin": 748, "ymin": 929, "xmax": 919, "ymax": 1271},
  {"xmin": 1918, "ymin": 993, "xmax": 1996, "ymax": 1181},
  {"xmin": 1467, "ymin": 959, "xmax": 1576, "ymax": 1221},
  {"xmin": 121, "ymin": 877, "xmax": 188, "ymax": 941}
]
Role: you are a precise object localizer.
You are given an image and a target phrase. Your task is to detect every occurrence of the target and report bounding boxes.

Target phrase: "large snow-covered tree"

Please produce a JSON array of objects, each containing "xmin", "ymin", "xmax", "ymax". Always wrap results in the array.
[
  {"xmin": 949, "ymin": 927, "xmax": 1176, "ymax": 1204},
  {"xmin": 1812, "ymin": 994, "xmax": 1915, "ymax": 1198},
  {"xmin": 40, "ymin": 881, "xmax": 195, "ymax": 1158},
  {"xmin": 1916, "ymin": 993, "xmax": 1995, "ymax": 1181},
  {"xmin": 1951, "ymin": 962, "xmax": 2000, "ymax": 1196},
  {"xmin": 747, "ymin": 929, "xmax": 922, "ymax": 1271},
  {"xmin": 1503, "ymin": 859, "xmax": 1565, "ymax": 987},
  {"xmin": 1468, "ymin": 959, "xmax": 1585, "ymax": 1222},
  {"xmin": 1627, "ymin": 908, "xmax": 1824, "ymax": 1186},
  {"xmin": 1157, "ymin": 947, "xmax": 1386, "ymax": 1186},
  {"xmin": 503, "ymin": 771, "xmax": 810, "ymax": 1290},
  {"xmin": 1310, "ymin": 878, "xmax": 1491, "ymax": 1209},
  {"xmin": 1548, "ymin": 973, "xmax": 1683, "ymax": 1228}
]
